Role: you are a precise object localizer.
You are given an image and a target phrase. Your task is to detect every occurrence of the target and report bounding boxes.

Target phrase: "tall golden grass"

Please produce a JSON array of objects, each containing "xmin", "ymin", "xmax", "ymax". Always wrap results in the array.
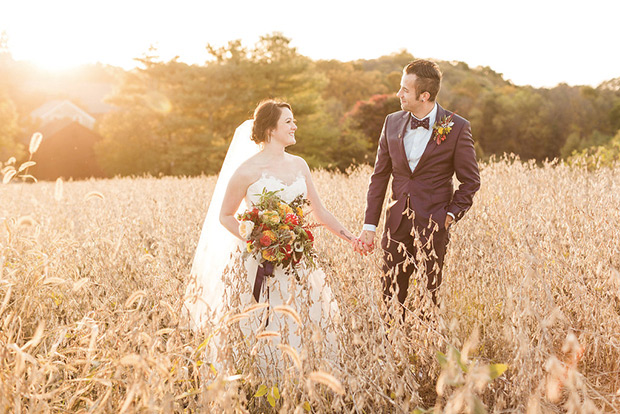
[{"xmin": 1, "ymin": 157, "xmax": 619, "ymax": 413}]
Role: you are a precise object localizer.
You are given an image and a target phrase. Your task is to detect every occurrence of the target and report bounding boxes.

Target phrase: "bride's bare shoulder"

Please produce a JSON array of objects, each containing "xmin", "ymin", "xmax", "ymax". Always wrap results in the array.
[
  {"xmin": 231, "ymin": 156, "xmax": 264, "ymax": 185},
  {"xmin": 288, "ymin": 154, "xmax": 311, "ymax": 173},
  {"xmin": 285, "ymin": 153, "xmax": 306, "ymax": 167}
]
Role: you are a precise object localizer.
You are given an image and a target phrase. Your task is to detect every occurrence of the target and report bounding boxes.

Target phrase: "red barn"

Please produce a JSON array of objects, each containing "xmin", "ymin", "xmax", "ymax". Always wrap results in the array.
[
  {"xmin": 31, "ymin": 118, "xmax": 105, "ymax": 180},
  {"xmin": 29, "ymin": 101, "xmax": 105, "ymax": 180}
]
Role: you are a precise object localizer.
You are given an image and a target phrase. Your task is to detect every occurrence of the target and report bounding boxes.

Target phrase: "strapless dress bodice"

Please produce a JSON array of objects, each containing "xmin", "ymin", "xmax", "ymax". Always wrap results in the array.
[{"xmin": 245, "ymin": 173, "xmax": 307, "ymax": 205}]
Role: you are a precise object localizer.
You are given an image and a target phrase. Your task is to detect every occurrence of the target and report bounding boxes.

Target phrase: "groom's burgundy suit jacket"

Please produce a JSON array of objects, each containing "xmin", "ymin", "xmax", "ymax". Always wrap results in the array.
[{"xmin": 364, "ymin": 104, "xmax": 480, "ymax": 233}]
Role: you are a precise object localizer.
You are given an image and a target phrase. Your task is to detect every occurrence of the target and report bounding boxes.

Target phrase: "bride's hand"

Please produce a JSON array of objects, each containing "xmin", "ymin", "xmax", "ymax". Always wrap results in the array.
[
  {"xmin": 355, "ymin": 230, "xmax": 375, "ymax": 255},
  {"xmin": 352, "ymin": 237, "xmax": 368, "ymax": 255}
]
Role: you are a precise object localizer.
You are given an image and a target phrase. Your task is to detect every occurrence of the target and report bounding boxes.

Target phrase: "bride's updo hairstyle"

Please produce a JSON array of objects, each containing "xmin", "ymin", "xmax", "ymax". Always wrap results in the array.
[{"xmin": 251, "ymin": 99, "xmax": 292, "ymax": 144}]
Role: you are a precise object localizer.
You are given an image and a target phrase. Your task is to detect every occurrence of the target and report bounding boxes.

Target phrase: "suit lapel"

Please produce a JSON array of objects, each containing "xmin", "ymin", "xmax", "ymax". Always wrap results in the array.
[
  {"xmin": 412, "ymin": 103, "xmax": 445, "ymax": 176},
  {"xmin": 395, "ymin": 112, "xmax": 411, "ymax": 172}
]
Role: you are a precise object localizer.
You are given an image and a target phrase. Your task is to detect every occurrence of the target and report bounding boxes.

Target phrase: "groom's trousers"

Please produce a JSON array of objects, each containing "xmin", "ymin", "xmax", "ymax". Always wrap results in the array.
[{"xmin": 380, "ymin": 210, "xmax": 450, "ymax": 308}]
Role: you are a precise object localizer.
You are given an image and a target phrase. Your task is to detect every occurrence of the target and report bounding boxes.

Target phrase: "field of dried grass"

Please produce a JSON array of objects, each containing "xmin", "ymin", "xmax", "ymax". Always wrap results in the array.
[{"xmin": 1, "ymin": 158, "xmax": 619, "ymax": 413}]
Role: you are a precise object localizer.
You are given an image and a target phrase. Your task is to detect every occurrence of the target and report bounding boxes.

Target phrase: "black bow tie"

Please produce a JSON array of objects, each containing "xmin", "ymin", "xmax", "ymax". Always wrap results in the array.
[{"xmin": 410, "ymin": 116, "xmax": 430, "ymax": 130}]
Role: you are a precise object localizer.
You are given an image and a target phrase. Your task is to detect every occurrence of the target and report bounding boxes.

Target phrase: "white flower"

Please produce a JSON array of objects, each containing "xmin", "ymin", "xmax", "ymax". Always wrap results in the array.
[
  {"xmin": 293, "ymin": 241, "xmax": 304, "ymax": 252},
  {"xmin": 239, "ymin": 220, "xmax": 255, "ymax": 240}
]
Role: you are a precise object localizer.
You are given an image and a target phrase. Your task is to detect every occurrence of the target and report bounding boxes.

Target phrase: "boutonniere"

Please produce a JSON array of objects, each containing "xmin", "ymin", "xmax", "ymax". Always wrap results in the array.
[{"xmin": 432, "ymin": 112, "xmax": 455, "ymax": 145}]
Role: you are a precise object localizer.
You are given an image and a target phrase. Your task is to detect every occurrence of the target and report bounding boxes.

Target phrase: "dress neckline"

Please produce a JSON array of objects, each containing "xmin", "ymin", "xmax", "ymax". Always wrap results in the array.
[{"xmin": 251, "ymin": 171, "xmax": 306, "ymax": 188}]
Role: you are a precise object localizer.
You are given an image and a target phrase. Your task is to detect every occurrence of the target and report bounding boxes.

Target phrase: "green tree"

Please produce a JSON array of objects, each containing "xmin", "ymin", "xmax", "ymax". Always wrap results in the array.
[
  {"xmin": 0, "ymin": 93, "xmax": 22, "ymax": 161},
  {"xmin": 0, "ymin": 32, "xmax": 24, "ymax": 161},
  {"xmin": 475, "ymin": 87, "xmax": 556, "ymax": 160},
  {"xmin": 338, "ymin": 94, "xmax": 402, "ymax": 169},
  {"xmin": 90, "ymin": 37, "xmax": 620, "ymax": 172},
  {"xmin": 97, "ymin": 33, "xmax": 331, "ymax": 176},
  {"xmin": 608, "ymin": 99, "xmax": 620, "ymax": 132},
  {"xmin": 315, "ymin": 60, "xmax": 387, "ymax": 116},
  {"xmin": 569, "ymin": 129, "xmax": 620, "ymax": 168},
  {"xmin": 200, "ymin": 33, "xmax": 333, "ymax": 168},
  {"xmin": 96, "ymin": 54, "xmax": 216, "ymax": 176}
]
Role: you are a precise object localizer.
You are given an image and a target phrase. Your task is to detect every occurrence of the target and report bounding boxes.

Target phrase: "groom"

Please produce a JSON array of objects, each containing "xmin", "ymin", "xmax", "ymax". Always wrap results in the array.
[{"xmin": 357, "ymin": 59, "xmax": 480, "ymax": 310}]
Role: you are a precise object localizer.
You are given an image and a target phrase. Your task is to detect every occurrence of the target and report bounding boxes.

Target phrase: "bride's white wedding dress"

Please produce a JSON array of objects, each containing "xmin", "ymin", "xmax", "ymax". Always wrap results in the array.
[
  {"xmin": 184, "ymin": 121, "xmax": 339, "ymax": 376},
  {"xmin": 223, "ymin": 173, "xmax": 340, "ymax": 374}
]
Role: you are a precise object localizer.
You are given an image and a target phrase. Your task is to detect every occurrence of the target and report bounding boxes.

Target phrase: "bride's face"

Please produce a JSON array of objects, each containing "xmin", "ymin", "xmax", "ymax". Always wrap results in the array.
[{"xmin": 270, "ymin": 108, "xmax": 297, "ymax": 147}]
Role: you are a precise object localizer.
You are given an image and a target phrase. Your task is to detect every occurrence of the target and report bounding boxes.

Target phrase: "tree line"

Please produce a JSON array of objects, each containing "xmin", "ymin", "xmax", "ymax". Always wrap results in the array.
[{"xmin": 1, "ymin": 32, "xmax": 619, "ymax": 176}]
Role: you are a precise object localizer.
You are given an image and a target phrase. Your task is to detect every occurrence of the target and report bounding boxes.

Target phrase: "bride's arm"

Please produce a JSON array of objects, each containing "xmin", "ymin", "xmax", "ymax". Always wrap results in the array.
[
  {"xmin": 219, "ymin": 171, "xmax": 250, "ymax": 241},
  {"xmin": 300, "ymin": 160, "xmax": 356, "ymax": 245}
]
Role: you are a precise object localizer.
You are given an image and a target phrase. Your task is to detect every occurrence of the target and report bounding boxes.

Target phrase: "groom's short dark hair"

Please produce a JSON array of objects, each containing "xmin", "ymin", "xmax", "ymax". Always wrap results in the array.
[{"xmin": 404, "ymin": 60, "xmax": 442, "ymax": 102}]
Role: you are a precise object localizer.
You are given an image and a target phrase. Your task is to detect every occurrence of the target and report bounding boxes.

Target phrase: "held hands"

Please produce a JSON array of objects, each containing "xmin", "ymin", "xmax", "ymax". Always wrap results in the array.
[
  {"xmin": 445, "ymin": 214, "xmax": 454, "ymax": 230},
  {"xmin": 353, "ymin": 230, "xmax": 375, "ymax": 256},
  {"xmin": 350, "ymin": 217, "xmax": 451, "ymax": 255}
]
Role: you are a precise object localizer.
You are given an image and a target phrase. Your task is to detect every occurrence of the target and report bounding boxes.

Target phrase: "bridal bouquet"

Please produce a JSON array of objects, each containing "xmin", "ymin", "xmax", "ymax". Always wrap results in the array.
[{"xmin": 237, "ymin": 189, "xmax": 318, "ymax": 271}]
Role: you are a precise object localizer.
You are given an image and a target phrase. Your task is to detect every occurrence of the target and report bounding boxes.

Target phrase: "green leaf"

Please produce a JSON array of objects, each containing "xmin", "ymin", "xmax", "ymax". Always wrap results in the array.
[
  {"xmin": 489, "ymin": 363, "xmax": 508, "ymax": 380},
  {"xmin": 436, "ymin": 351, "xmax": 448, "ymax": 368},
  {"xmin": 255, "ymin": 384, "xmax": 268, "ymax": 397},
  {"xmin": 267, "ymin": 393, "xmax": 276, "ymax": 407},
  {"xmin": 456, "ymin": 358, "xmax": 469, "ymax": 373},
  {"xmin": 272, "ymin": 385, "xmax": 280, "ymax": 400},
  {"xmin": 302, "ymin": 401, "xmax": 311, "ymax": 412},
  {"xmin": 451, "ymin": 347, "xmax": 468, "ymax": 373},
  {"xmin": 472, "ymin": 396, "xmax": 488, "ymax": 414}
]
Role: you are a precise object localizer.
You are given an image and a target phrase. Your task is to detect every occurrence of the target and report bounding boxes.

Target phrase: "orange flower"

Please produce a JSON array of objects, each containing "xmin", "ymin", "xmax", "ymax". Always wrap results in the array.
[
  {"xmin": 432, "ymin": 113, "xmax": 455, "ymax": 145},
  {"xmin": 279, "ymin": 202, "xmax": 294, "ymax": 216},
  {"xmin": 262, "ymin": 248, "xmax": 277, "ymax": 261},
  {"xmin": 259, "ymin": 230, "xmax": 277, "ymax": 247}
]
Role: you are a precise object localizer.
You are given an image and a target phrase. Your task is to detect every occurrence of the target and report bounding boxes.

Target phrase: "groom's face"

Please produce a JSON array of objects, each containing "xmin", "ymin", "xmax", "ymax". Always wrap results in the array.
[{"xmin": 397, "ymin": 73, "xmax": 423, "ymax": 113}]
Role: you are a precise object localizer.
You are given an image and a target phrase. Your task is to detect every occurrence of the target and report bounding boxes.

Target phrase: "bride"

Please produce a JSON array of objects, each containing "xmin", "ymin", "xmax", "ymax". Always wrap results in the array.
[{"xmin": 185, "ymin": 99, "xmax": 357, "ymax": 375}]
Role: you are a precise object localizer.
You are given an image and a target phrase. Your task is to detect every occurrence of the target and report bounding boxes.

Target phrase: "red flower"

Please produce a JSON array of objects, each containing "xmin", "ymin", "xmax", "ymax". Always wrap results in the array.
[
  {"xmin": 250, "ymin": 207, "xmax": 259, "ymax": 221},
  {"xmin": 305, "ymin": 229, "xmax": 314, "ymax": 242},
  {"xmin": 284, "ymin": 213, "xmax": 299, "ymax": 226},
  {"xmin": 280, "ymin": 244, "xmax": 292, "ymax": 259},
  {"xmin": 260, "ymin": 235, "xmax": 271, "ymax": 246},
  {"xmin": 432, "ymin": 112, "xmax": 455, "ymax": 146},
  {"xmin": 260, "ymin": 230, "xmax": 276, "ymax": 247}
]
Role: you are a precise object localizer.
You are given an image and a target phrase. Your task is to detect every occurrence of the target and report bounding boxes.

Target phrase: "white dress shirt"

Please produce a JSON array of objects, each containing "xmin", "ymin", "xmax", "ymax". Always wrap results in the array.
[
  {"xmin": 364, "ymin": 103, "xmax": 453, "ymax": 233},
  {"xmin": 403, "ymin": 103, "xmax": 437, "ymax": 172}
]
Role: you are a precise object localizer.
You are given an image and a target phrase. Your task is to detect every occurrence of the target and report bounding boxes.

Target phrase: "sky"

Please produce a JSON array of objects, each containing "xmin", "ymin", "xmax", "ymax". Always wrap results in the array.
[{"xmin": 0, "ymin": 0, "xmax": 618, "ymax": 88}]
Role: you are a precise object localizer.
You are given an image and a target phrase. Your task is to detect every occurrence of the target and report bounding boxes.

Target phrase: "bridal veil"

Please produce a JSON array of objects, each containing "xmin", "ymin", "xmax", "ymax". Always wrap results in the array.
[{"xmin": 184, "ymin": 120, "xmax": 260, "ymax": 329}]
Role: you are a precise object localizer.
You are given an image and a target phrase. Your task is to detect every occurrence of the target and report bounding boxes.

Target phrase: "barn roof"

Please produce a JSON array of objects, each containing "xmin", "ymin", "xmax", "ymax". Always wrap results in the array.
[{"xmin": 30, "ymin": 100, "xmax": 96, "ymax": 124}]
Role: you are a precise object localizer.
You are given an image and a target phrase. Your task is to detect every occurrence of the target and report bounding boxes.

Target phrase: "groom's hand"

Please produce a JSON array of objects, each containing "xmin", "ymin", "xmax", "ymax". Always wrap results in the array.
[
  {"xmin": 357, "ymin": 230, "xmax": 376, "ymax": 255},
  {"xmin": 445, "ymin": 215, "xmax": 454, "ymax": 230}
]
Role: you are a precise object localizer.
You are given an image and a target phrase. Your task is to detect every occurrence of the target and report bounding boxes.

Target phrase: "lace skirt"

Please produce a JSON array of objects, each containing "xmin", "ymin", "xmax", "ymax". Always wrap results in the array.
[{"xmin": 219, "ymin": 244, "xmax": 340, "ymax": 378}]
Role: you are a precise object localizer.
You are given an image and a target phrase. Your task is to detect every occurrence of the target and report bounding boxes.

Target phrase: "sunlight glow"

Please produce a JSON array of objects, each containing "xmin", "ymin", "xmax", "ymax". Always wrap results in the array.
[{"xmin": 1, "ymin": 0, "xmax": 618, "ymax": 87}]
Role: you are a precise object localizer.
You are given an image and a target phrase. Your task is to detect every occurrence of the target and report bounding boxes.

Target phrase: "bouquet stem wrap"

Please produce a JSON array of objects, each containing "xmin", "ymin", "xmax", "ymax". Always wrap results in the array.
[{"xmin": 253, "ymin": 261, "xmax": 274, "ymax": 303}]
